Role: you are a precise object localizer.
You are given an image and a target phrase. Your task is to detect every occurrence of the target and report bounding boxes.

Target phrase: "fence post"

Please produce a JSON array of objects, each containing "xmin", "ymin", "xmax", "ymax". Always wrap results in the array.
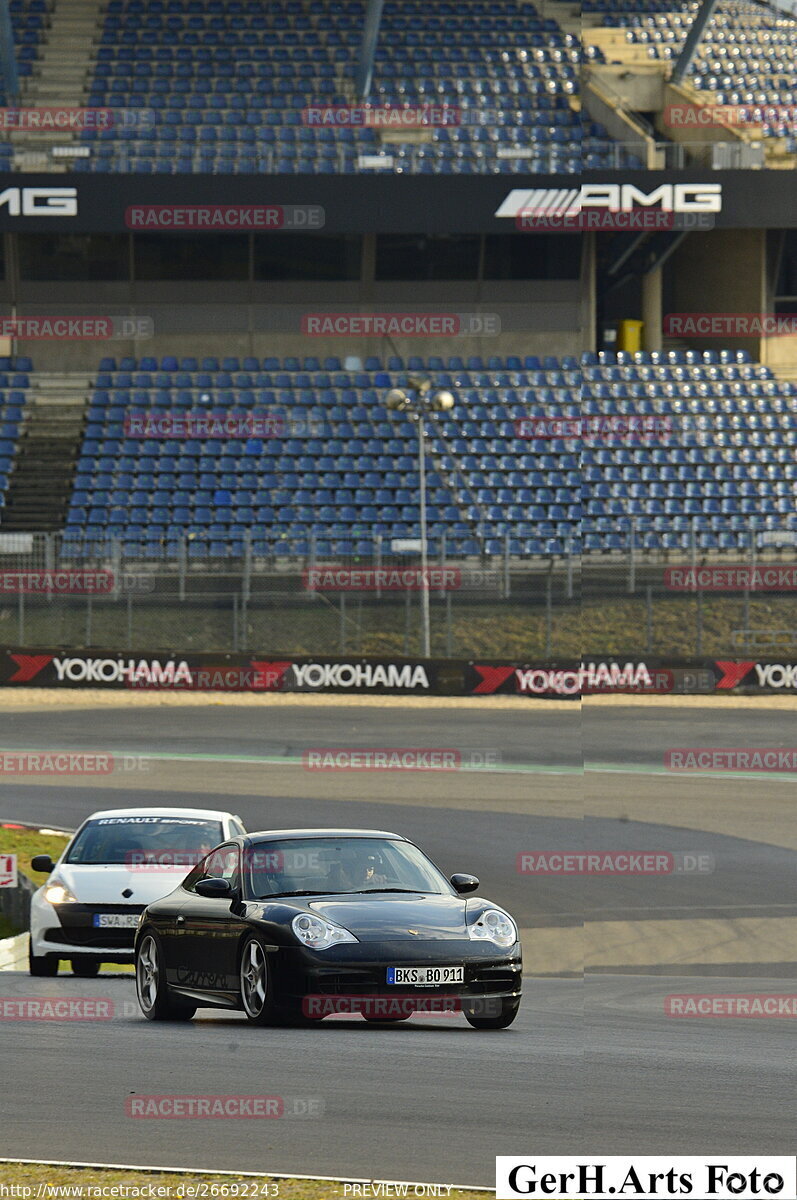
[
  {"xmin": 339, "ymin": 593, "xmax": 346, "ymax": 654},
  {"xmin": 243, "ymin": 531, "xmax": 252, "ymax": 606},
  {"xmin": 127, "ymin": 595, "xmax": 133, "ymax": 649},
  {"xmin": 232, "ymin": 593, "xmax": 239, "ymax": 652},
  {"xmin": 696, "ymin": 588, "xmax": 703, "ymax": 655},
  {"xmin": 566, "ymin": 535, "xmax": 573, "ymax": 600},
  {"xmin": 628, "ymin": 519, "xmax": 636, "ymax": 594},
  {"xmin": 501, "ymin": 532, "xmax": 509, "ymax": 599},
  {"xmin": 18, "ymin": 591, "xmax": 24, "ymax": 643},
  {"xmin": 545, "ymin": 571, "xmax": 552, "ymax": 655},
  {"xmin": 646, "ymin": 584, "xmax": 653, "ymax": 653},
  {"xmin": 403, "ymin": 589, "xmax": 411, "ymax": 655},
  {"xmin": 86, "ymin": 596, "xmax": 92, "ymax": 646},
  {"xmin": 178, "ymin": 534, "xmax": 187, "ymax": 602},
  {"xmin": 446, "ymin": 591, "xmax": 452, "ymax": 657}
]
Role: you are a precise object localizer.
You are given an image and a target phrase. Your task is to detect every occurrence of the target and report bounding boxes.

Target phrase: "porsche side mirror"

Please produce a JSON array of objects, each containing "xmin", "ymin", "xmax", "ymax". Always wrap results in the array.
[
  {"xmin": 31, "ymin": 855, "xmax": 55, "ymax": 873},
  {"xmin": 450, "ymin": 873, "xmax": 479, "ymax": 894},
  {"xmin": 195, "ymin": 877, "xmax": 232, "ymax": 898}
]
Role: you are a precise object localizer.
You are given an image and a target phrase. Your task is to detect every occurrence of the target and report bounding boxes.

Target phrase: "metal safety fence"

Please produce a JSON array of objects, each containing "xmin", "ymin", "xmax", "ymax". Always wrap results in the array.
[{"xmin": 0, "ymin": 525, "xmax": 795, "ymax": 657}]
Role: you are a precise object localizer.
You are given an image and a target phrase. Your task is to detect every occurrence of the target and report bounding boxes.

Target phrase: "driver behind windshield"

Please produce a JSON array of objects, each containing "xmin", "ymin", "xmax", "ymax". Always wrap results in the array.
[{"xmin": 339, "ymin": 847, "xmax": 388, "ymax": 890}]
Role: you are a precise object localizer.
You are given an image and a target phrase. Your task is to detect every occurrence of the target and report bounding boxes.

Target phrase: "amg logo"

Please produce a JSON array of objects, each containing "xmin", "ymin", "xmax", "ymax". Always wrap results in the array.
[
  {"xmin": 0, "ymin": 187, "xmax": 78, "ymax": 216},
  {"xmin": 496, "ymin": 184, "xmax": 722, "ymax": 217}
]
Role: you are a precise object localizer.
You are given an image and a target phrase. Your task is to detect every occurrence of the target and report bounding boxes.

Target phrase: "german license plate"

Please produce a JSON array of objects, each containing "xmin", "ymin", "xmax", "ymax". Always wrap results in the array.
[
  {"xmin": 386, "ymin": 965, "xmax": 464, "ymax": 986},
  {"xmin": 93, "ymin": 913, "xmax": 139, "ymax": 928}
]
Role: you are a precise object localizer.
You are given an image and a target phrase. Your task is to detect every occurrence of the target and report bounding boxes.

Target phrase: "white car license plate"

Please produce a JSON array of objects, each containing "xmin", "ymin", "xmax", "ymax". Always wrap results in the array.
[
  {"xmin": 93, "ymin": 913, "xmax": 139, "ymax": 928},
  {"xmin": 386, "ymin": 966, "xmax": 464, "ymax": 986}
]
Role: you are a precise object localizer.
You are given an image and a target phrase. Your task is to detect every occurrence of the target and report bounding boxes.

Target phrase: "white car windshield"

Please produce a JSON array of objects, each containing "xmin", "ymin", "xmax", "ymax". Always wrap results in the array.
[{"xmin": 65, "ymin": 816, "xmax": 224, "ymax": 867}]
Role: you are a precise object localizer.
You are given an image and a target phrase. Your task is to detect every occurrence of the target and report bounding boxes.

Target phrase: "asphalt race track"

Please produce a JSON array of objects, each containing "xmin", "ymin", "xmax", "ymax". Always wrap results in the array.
[{"xmin": 1, "ymin": 702, "xmax": 795, "ymax": 1185}]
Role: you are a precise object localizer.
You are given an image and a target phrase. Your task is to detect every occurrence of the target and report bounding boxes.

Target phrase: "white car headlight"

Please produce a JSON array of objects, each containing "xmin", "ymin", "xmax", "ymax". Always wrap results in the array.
[
  {"xmin": 291, "ymin": 913, "xmax": 358, "ymax": 950},
  {"xmin": 43, "ymin": 879, "xmax": 78, "ymax": 905},
  {"xmin": 468, "ymin": 908, "xmax": 517, "ymax": 949}
]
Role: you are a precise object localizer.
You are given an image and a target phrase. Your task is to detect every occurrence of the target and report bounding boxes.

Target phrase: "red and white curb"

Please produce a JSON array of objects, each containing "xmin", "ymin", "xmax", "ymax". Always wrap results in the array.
[{"xmin": 2, "ymin": 820, "xmax": 72, "ymax": 836}]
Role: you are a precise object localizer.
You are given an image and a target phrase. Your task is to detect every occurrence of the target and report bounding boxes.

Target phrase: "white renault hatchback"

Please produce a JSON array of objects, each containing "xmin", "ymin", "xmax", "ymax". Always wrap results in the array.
[{"xmin": 29, "ymin": 806, "xmax": 246, "ymax": 976}]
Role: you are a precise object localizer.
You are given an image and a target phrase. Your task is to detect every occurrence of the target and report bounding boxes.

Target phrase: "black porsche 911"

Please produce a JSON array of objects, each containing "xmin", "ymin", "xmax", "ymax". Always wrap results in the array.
[{"xmin": 134, "ymin": 827, "xmax": 522, "ymax": 1029}]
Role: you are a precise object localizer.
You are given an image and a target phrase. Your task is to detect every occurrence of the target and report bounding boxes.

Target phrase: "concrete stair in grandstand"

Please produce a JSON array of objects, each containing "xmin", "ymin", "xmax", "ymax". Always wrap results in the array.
[
  {"xmin": 0, "ymin": 378, "xmax": 90, "ymax": 532},
  {"xmin": 14, "ymin": 0, "xmax": 105, "ymax": 172}
]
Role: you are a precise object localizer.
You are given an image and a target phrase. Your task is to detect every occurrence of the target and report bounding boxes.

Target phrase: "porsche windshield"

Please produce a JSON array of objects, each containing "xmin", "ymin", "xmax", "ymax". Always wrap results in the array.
[
  {"xmin": 245, "ymin": 837, "xmax": 451, "ymax": 898},
  {"xmin": 65, "ymin": 817, "xmax": 223, "ymax": 866}
]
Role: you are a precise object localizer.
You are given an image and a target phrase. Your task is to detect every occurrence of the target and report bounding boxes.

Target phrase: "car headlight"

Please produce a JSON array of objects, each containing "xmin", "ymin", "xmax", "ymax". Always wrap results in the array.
[
  {"xmin": 291, "ymin": 913, "xmax": 358, "ymax": 950},
  {"xmin": 468, "ymin": 908, "xmax": 517, "ymax": 949},
  {"xmin": 43, "ymin": 879, "xmax": 78, "ymax": 905}
]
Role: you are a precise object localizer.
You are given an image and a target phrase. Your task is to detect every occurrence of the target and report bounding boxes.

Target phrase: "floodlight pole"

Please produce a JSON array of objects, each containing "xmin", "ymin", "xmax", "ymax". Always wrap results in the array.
[{"xmin": 417, "ymin": 411, "xmax": 431, "ymax": 658}]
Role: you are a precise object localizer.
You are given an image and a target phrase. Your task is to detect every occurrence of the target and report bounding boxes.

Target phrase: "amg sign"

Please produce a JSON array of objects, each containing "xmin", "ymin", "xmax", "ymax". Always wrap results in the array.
[
  {"xmin": 0, "ymin": 187, "xmax": 78, "ymax": 216},
  {"xmin": 495, "ymin": 184, "xmax": 723, "ymax": 217}
]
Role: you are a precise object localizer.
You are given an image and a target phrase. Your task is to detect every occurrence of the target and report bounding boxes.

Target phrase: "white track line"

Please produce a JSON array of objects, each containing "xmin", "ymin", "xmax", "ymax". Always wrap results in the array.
[{"xmin": 0, "ymin": 1159, "xmax": 490, "ymax": 1192}]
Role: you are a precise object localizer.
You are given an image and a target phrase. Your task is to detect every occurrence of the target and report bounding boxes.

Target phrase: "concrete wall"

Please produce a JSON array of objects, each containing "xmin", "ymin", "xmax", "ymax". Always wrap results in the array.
[
  {"xmin": 658, "ymin": 82, "xmax": 753, "ymax": 164},
  {"xmin": 588, "ymin": 65, "xmax": 666, "ymax": 120},
  {"xmin": 760, "ymin": 334, "xmax": 797, "ymax": 370},
  {"xmin": 1, "ymin": 280, "xmax": 587, "ymax": 369},
  {"xmin": 668, "ymin": 229, "xmax": 767, "ymax": 357}
]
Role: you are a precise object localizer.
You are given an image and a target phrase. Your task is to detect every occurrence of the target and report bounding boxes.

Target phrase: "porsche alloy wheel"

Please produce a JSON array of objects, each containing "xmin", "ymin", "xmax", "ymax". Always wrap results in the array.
[
  {"xmin": 240, "ymin": 937, "xmax": 279, "ymax": 1025},
  {"xmin": 136, "ymin": 932, "xmax": 195, "ymax": 1022}
]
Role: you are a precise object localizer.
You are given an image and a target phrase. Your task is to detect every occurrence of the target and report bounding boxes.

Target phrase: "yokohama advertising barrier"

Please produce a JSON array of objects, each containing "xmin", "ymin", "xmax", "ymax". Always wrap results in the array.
[
  {"xmin": 467, "ymin": 659, "xmax": 797, "ymax": 695},
  {"xmin": 0, "ymin": 649, "xmax": 796, "ymax": 695},
  {"xmin": 0, "ymin": 649, "xmax": 459, "ymax": 695}
]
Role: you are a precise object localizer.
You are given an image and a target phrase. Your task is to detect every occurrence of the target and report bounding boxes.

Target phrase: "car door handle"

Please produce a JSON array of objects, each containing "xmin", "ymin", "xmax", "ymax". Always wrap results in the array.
[{"xmin": 176, "ymin": 915, "xmax": 185, "ymax": 924}]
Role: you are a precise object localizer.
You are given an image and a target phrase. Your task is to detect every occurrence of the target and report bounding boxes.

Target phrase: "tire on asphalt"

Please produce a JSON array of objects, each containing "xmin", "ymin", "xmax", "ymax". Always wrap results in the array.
[{"xmin": 135, "ymin": 930, "xmax": 196, "ymax": 1021}]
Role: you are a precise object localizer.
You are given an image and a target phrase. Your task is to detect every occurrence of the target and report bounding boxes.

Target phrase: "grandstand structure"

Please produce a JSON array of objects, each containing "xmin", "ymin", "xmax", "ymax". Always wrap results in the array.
[
  {"xmin": 583, "ymin": 0, "xmax": 797, "ymax": 167},
  {"xmin": 0, "ymin": 0, "xmax": 794, "ymax": 594},
  {"xmin": 0, "ymin": 348, "xmax": 794, "ymax": 562}
]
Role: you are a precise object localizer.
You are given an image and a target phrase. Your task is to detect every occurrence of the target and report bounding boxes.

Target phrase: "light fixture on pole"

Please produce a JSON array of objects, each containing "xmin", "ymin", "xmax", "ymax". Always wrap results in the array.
[{"xmin": 385, "ymin": 375, "xmax": 456, "ymax": 658}]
